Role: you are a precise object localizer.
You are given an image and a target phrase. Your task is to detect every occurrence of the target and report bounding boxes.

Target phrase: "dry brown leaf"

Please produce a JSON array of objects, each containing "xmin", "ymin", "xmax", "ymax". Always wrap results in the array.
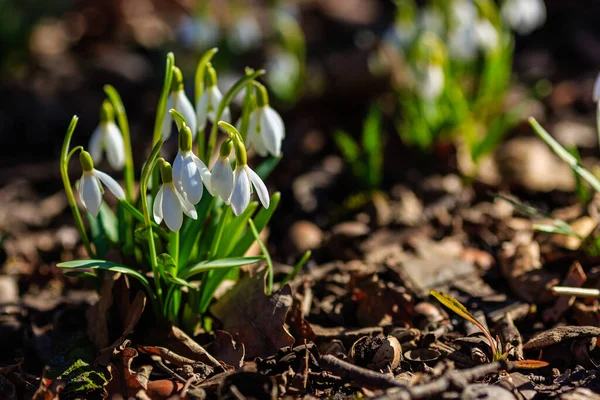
[
  {"xmin": 543, "ymin": 261, "xmax": 587, "ymax": 323},
  {"xmin": 96, "ymin": 290, "xmax": 146, "ymax": 366},
  {"xmin": 210, "ymin": 269, "xmax": 295, "ymax": 358},
  {"xmin": 207, "ymin": 330, "xmax": 245, "ymax": 370}
]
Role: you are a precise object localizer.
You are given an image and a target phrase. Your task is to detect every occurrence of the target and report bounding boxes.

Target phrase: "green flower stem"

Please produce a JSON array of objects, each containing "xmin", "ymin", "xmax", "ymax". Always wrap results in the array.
[
  {"xmin": 104, "ymin": 85, "xmax": 135, "ymax": 253},
  {"xmin": 104, "ymin": 85, "xmax": 134, "ymax": 202},
  {"xmin": 153, "ymin": 52, "xmax": 175, "ymax": 146},
  {"xmin": 172, "ymin": 230, "xmax": 179, "ymax": 266},
  {"xmin": 197, "ymin": 129, "xmax": 206, "ymax": 165},
  {"xmin": 280, "ymin": 250, "xmax": 311, "ymax": 286},
  {"xmin": 194, "ymin": 47, "xmax": 219, "ymax": 105},
  {"xmin": 239, "ymin": 68, "xmax": 256, "ymax": 141},
  {"xmin": 119, "ymin": 200, "xmax": 169, "ymax": 240},
  {"xmin": 194, "ymin": 49, "xmax": 218, "ymax": 165},
  {"xmin": 140, "ymin": 140, "xmax": 165, "ymax": 303},
  {"xmin": 248, "ymin": 218, "xmax": 273, "ymax": 295},
  {"xmin": 208, "ymin": 207, "xmax": 231, "ymax": 260},
  {"xmin": 60, "ymin": 116, "xmax": 94, "ymax": 257},
  {"xmin": 205, "ymin": 69, "xmax": 265, "ymax": 162}
]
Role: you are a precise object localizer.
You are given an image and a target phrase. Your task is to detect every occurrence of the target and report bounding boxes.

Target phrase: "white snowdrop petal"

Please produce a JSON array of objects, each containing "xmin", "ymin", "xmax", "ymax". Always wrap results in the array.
[
  {"xmin": 264, "ymin": 106, "xmax": 285, "ymax": 139},
  {"xmin": 172, "ymin": 151, "xmax": 185, "ymax": 194},
  {"xmin": 175, "ymin": 189, "xmax": 198, "ymax": 219},
  {"xmin": 175, "ymin": 90, "xmax": 198, "ymax": 137},
  {"xmin": 182, "ymin": 156, "xmax": 203, "ymax": 204},
  {"xmin": 247, "ymin": 112, "xmax": 268, "ymax": 157},
  {"xmin": 89, "ymin": 125, "xmax": 104, "ymax": 164},
  {"xmin": 94, "ymin": 169, "xmax": 125, "ymax": 200},
  {"xmin": 192, "ymin": 154, "xmax": 213, "ymax": 193},
  {"xmin": 196, "ymin": 91, "xmax": 210, "ymax": 131},
  {"xmin": 81, "ymin": 173, "xmax": 102, "ymax": 217},
  {"xmin": 594, "ymin": 72, "xmax": 600, "ymax": 102},
  {"xmin": 211, "ymin": 158, "xmax": 234, "ymax": 202},
  {"xmin": 161, "ymin": 96, "xmax": 175, "ymax": 140},
  {"xmin": 246, "ymin": 166, "xmax": 270, "ymax": 209},
  {"xmin": 153, "ymin": 186, "xmax": 164, "ymax": 224},
  {"xmin": 105, "ymin": 122, "xmax": 125, "ymax": 170},
  {"xmin": 230, "ymin": 168, "xmax": 251, "ymax": 216},
  {"xmin": 162, "ymin": 185, "xmax": 184, "ymax": 232},
  {"xmin": 260, "ymin": 110, "xmax": 281, "ymax": 156}
]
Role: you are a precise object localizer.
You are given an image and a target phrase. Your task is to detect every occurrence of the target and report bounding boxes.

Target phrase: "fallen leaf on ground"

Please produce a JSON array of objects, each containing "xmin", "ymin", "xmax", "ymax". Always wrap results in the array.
[
  {"xmin": 543, "ymin": 261, "xmax": 586, "ymax": 323},
  {"xmin": 207, "ymin": 330, "xmax": 245, "ymax": 369},
  {"xmin": 211, "ymin": 269, "xmax": 295, "ymax": 358}
]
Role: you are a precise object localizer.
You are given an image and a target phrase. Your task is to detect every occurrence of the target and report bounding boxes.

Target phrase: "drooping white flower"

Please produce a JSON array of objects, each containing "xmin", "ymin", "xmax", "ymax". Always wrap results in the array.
[
  {"xmin": 162, "ymin": 66, "xmax": 197, "ymax": 141},
  {"xmin": 501, "ymin": 0, "xmax": 546, "ymax": 35},
  {"xmin": 265, "ymin": 51, "xmax": 300, "ymax": 100},
  {"xmin": 230, "ymin": 164, "xmax": 270, "ymax": 216},
  {"xmin": 173, "ymin": 125, "xmax": 212, "ymax": 204},
  {"xmin": 228, "ymin": 13, "xmax": 262, "ymax": 53},
  {"xmin": 417, "ymin": 63, "xmax": 445, "ymax": 100},
  {"xmin": 153, "ymin": 160, "xmax": 197, "ymax": 232},
  {"xmin": 593, "ymin": 72, "xmax": 600, "ymax": 103},
  {"xmin": 419, "ymin": 6, "xmax": 445, "ymax": 36},
  {"xmin": 448, "ymin": 24, "xmax": 478, "ymax": 61},
  {"xmin": 474, "ymin": 19, "xmax": 499, "ymax": 52},
  {"xmin": 89, "ymin": 100, "xmax": 125, "ymax": 170},
  {"xmin": 246, "ymin": 85, "xmax": 285, "ymax": 157},
  {"xmin": 77, "ymin": 150, "xmax": 125, "ymax": 217},
  {"xmin": 197, "ymin": 64, "xmax": 231, "ymax": 131},
  {"xmin": 210, "ymin": 142, "xmax": 235, "ymax": 204}
]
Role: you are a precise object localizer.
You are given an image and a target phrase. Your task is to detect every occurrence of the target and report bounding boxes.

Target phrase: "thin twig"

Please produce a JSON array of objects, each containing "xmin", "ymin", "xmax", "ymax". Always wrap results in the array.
[{"xmin": 320, "ymin": 355, "xmax": 401, "ymax": 389}]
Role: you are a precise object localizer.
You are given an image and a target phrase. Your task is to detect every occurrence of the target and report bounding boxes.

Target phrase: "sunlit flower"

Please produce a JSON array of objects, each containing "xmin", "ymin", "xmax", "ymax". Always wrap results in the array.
[
  {"xmin": 448, "ymin": 24, "xmax": 478, "ymax": 61},
  {"xmin": 162, "ymin": 66, "xmax": 197, "ymax": 140},
  {"xmin": 89, "ymin": 100, "xmax": 125, "ymax": 170},
  {"xmin": 210, "ymin": 140, "xmax": 234, "ymax": 203},
  {"xmin": 154, "ymin": 160, "xmax": 197, "ymax": 232},
  {"xmin": 228, "ymin": 13, "xmax": 262, "ymax": 53},
  {"xmin": 474, "ymin": 19, "xmax": 499, "ymax": 52},
  {"xmin": 265, "ymin": 51, "xmax": 300, "ymax": 100},
  {"xmin": 173, "ymin": 125, "xmax": 212, "ymax": 204},
  {"xmin": 77, "ymin": 150, "xmax": 125, "ymax": 217},
  {"xmin": 230, "ymin": 164, "xmax": 269, "ymax": 216},
  {"xmin": 197, "ymin": 64, "xmax": 231, "ymax": 131},
  {"xmin": 247, "ymin": 85, "xmax": 285, "ymax": 157},
  {"xmin": 593, "ymin": 72, "xmax": 600, "ymax": 102},
  {"xmin": 501, "ymin": 0, "xmax": 546, "ymax": 35},
  {"xmin": 417, "ymin": 63, "xmax": 445, "ymax": 100}
]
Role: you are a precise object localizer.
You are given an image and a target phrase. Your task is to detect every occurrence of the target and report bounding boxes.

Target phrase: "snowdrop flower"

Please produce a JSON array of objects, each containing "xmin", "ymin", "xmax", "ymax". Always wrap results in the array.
[
  {"xmin": 501, "ymin": 0, "xmax": 546, "ymax": 35},
  {"xmin": 448, "ymin": 24, "xmax": 478, "ymax": 61},
  {"xmin": 228, "ymin": 13, "xmax": 262, "ymax": 53},
  {"xmin": 474, "ymin": 19, "xmax": 499, "ymax": 52},
  {"xmin": 413, "ymin": 34, "xmax": 446, "ymax": 100},
  {"xmin": 247, "ymin": 84, "xmax": 285, "ymax": 157},
  {"xmin": 173, "ymin": 124, "xmax": 212, "ymax": 204},
  {"xmin": 417, "ymin": 63, "xmax": 445, "ymax": 100},
  {"xmin": 593, "ymin": 72, "xmax": 600, "ymax": 103},
  {"xmin": 161, "ymin": 66, "xmax": 197, "ymax": 141},
  {"xmin": 77, "ymin": 150, "xmax": 125, "ymax": 217},
  {"xmin": 210, "ymin": 140, "xmax": 235, "ymax": 203},
  {"xmin": 419, "ymin": 6, "xmax": 445, "ymax": 37},
  {"xmin": 89, "ymin": 100, "xmax": 125, "ymax": 170},
  {"xmin": 197, "ymin": 64, "xmax": 231, "ymax": 131},
  {"xmin": 265, "ymin": 51, "xmax": 300, "ymax": 100},
  {"xmin": 222, "ymin": 123, "xmax": 269, "ymax": 216},
  {"xmin": 153, "ymin": 160, "xmax": 198, "ymax": 232}
]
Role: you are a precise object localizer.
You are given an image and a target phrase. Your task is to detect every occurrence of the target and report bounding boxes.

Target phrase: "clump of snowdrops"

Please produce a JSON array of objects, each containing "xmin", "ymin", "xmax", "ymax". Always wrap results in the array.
[
  {"xmin": 58, "ymin": 49, "xmax": 292, "ymax": 329},
  {"xmin": 383, "ymin": 0, "xmax": 546, "ymax": 173}
]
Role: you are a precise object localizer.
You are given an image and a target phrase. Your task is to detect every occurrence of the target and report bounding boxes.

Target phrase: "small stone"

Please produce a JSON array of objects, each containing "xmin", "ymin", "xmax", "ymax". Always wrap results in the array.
[{"xmin": 288, "ymin": 220, "xmax": 323, "ymax": 254}]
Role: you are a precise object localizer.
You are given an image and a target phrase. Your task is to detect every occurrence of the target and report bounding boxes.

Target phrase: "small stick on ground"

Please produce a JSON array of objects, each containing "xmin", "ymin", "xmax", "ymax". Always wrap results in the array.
[{"xmin": 320, "ymin": 354, "xmax": 401, "ymax": 389}]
